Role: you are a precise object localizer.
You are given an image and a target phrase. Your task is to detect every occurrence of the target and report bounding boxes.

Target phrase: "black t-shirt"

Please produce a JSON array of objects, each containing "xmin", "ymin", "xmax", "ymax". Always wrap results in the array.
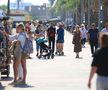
[
  {"xmin": 88, "ymin": 28, "xmax": 99, "ymax": 41},
  {"xmin": 92, "ymin": 47, "xmax": 108, "ymax": 76}
]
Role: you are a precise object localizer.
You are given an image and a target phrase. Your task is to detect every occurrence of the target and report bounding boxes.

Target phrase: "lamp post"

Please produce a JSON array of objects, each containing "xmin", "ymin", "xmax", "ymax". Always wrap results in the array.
[
  {"xmin": 98, "ymin": 0, "xmax": 103, "ymax": 31},
  {"xmin": 7, "ymin": 0, "xmax": 10, "ymax": 15},
  {"xmin": 87, "ymin": 0, "xmax": 90, "ymax": 28}
]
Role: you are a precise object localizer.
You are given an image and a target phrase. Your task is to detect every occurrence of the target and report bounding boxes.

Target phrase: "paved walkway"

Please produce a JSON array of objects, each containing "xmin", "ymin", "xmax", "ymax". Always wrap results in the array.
[{"xmin": 1, "ymin": 30, "xmax": 96, "ymax": 90}]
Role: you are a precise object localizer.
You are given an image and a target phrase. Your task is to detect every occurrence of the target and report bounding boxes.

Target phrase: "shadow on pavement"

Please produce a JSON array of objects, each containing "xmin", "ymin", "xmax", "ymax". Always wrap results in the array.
[
  {"xmin": 75, "ymin": 57, "xmax": 83, "ymax": 59},
  {"xmin": 34, "ymin": 54, "xmax": 67, "ymax": 60},
  {"xmin": 0, "ymin": 83, "xmax": 5, "ymax": 90},
  {"xmin": 1, "ymin": 77, "xmax": 13, "ymax": 81},
  {"xmin": 13, "ymin": 84, "xmax": 34, "ymax": 88}
]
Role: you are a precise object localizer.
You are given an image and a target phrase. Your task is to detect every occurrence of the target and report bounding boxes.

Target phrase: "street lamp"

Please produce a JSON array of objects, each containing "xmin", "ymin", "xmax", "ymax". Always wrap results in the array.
[
  {"xmin": 98, "ymin": 0, "xmax": 103, "ymax": 31},
  {"xmin": 7, "ymin": 0, "xmax": 10, "ymax": 15}
]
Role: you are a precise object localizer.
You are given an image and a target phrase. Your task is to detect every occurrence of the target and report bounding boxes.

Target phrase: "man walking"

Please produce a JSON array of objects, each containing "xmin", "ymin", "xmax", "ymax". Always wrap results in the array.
[{"xmin": 87, "ymin": 23, "xmax": 99, "ymax": 56}]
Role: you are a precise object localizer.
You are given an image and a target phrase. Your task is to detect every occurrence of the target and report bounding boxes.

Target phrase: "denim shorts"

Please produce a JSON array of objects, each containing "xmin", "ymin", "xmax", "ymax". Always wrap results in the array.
[
  {"xmin": 97, "ymin": 75, "xmax": 108, "ymax": 90},
  {"xmin": 56, "ymin": 39, "xmax": 64, "ymax": 43}
]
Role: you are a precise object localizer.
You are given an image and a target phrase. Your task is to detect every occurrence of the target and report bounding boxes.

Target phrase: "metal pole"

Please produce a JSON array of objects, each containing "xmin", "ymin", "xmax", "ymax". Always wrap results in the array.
[
  {"xmin": 17, "ymin": 0, "xmax": 19, "ymax": 10},
  {"xmin": 7, "ymin": 0, "xmax": 10, "ymax": 15},
  {"xmin": 88, "ymin": 0, "xmax": 90, "ymax": 28},
  {"xmin": 98, "ymin": 0, "xmax": 103, "ymax": 31}
]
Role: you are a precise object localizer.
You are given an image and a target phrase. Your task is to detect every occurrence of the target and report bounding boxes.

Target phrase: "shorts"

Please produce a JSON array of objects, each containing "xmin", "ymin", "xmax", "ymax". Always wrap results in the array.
[
  {"xmin": 21, "ymin": 52, "xmax": 28, "ymax": 59},
  {"xmin": 13, "ymin": 46, "xmax": 22, "ymax": 60},
  {"xmin": 56, "ymin": 39, "xmax": 64, "ymax": 43}
]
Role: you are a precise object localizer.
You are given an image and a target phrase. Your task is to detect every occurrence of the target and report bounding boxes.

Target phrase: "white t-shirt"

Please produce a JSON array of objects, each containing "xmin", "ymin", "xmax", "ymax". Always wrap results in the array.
[
  {"xmin": 101, "ymin": 28, "xmax": 108, "ymax": 32},
  {"xmin": 80, "ymin": 28, "xmax": 87, "ymax": 39},
  {"xmin": 9, "ymin": 32, "xmax": 26, "ymax": 48},
  {"xmin": 17, "ymin": 33, "xmax": 26, "ymax": 48}
]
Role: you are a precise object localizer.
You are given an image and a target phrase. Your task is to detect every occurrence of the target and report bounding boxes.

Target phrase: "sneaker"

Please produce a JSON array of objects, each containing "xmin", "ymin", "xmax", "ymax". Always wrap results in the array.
[
  {"xmin": 28, "ymin": 56, "xmax": 32, "ymax": 59},
  {"xmin": 19, "ymin": 80, "xmax": 26, "ymax": 85},
  {"xmin": 17, "ymin": 77, "xmax": 22, "ymax": 82},
  {"xmin": 55, "ymin": 52, "xmax": 57, "ymax": 55},
  {"xmin": 76, "ymin": 55, "xmax": 79, "ymax": 58},
  {"xmin": 9, "ymin": 81, "xmax": 19, "ymax": 85}
]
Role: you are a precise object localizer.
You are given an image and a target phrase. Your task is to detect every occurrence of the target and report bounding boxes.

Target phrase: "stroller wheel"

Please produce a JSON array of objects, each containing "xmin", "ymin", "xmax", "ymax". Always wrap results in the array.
[
  {"xmin": 55, "ymin": 52, "xmax": 57, "ymax": 55},
  {"xmin": 43, "ymin": 55, "xmax": 46, "ymax": 59},
  {"xmin": 47, "ymin": 55, "xmax": 50, "ymax": 59},
  {"xmin": 38, "ymin": 55, "xmax": 41, "ymax": 59},
  {"xmin": 51, "ymin": 54, "xmax": 54, "ymax": 59},
  {"xmin": 59, "ymin": 52, "xmax": 61, "ymax": 56}
]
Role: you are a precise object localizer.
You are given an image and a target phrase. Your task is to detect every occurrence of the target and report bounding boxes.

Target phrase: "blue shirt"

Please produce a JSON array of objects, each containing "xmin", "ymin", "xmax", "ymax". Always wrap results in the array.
[{"xmin": 57, "ymin": 28, "xmax": 64, "ymax": 41}]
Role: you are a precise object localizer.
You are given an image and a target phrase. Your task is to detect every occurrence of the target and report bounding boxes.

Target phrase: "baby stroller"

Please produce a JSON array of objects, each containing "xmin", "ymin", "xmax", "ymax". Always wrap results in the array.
[{"xmin": 36, "ymin": 37, "xmax": 54, "ymax": 59}]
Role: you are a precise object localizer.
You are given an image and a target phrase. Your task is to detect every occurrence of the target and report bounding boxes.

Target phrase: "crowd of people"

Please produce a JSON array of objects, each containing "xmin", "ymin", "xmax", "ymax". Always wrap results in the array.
[
  {"xmin": 72, "ymin": 22, "xmax": 108, "ymax": 90},
  {"xmin": 0, "ymin": 20, "xmax": 65, "ymax": 86},
  {"xmin": 0, "ymin": 18, "xmax": 108, "ymax": 90}
]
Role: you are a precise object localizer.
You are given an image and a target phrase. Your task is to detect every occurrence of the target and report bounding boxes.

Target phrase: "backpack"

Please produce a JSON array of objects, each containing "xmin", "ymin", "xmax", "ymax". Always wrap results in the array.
[
  {"xmin": 47, "ymin": 27, "xmax": 55, "ymax": 37},
  {"xmin": 21, "ymin": 33, "xmax": 34, "ymax": 54}
]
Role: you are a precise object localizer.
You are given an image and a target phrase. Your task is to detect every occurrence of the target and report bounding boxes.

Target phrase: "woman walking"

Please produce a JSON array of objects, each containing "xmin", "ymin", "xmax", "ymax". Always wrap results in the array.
[{"xmin": 72, "ymin": 25, "xmax": 82, "ymax": 58}]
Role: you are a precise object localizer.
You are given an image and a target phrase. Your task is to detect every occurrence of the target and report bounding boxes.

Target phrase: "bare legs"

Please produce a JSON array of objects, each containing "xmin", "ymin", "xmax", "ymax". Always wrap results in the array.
[
  {"xmin": 21, "ymin": 57, "xmax": 27, "ymax": 83},
  {"xmin": 13, "ymin": 59, "xmax": 20, "ymax": 82}
]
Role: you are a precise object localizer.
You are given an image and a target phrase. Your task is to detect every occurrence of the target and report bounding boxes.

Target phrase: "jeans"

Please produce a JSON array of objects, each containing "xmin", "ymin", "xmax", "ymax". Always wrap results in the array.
[
  {"xmin": 81, "ymin": 38, "xmax": 86, "ymax": 46},
  {"xmin": 89, "ymin": 40, "xmax": 98, "ymax": 55},
  {"xmin": 97, "ymin": 75, "xmax": 108, "ymax": 90},
  {"xmin": 48, "ymin": 38, "xmax": 55, "ymax": 53}
]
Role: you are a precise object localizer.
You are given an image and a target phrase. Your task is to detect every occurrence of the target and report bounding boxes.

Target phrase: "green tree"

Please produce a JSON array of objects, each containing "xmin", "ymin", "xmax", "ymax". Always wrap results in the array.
[
  {"xmin": 0, "ymin": 5, "xmax": 7, "ymax": 12},
  {"xmin": 53, "ymin": 0, "xmax": 80, "ymax": 13}
]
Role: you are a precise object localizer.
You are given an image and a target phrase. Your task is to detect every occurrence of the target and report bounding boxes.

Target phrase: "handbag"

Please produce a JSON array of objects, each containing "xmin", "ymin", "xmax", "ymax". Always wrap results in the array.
[{"xmin": 9, "ymin": 41, "xmax": 21, "ymax": 60}]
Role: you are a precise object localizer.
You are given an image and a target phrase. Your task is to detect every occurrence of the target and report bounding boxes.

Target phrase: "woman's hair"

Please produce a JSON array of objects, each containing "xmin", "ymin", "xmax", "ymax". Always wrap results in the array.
[
  {"xmin": 100, "ymin": 33, "xmax": 108, "ymax": 47},
  {"xmin": 75, "ymin": 25, "xmax": 80, "ymax": 31},
  {"xmin": 73, "ymin": 25, "xmax": 81, "ymax": 34},
  {"xmin": 17, "ymin": 24, "xmax": 25, "ymax": 31}
]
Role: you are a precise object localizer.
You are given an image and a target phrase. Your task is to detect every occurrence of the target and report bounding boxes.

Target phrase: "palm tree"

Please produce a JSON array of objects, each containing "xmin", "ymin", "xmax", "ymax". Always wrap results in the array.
[{"xmin": 52, "ymin": 0, "xmax": 80, "ymax": 24}]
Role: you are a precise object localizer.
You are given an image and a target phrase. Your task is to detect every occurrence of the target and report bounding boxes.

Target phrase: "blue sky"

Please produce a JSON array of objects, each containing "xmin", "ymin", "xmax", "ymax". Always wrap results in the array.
[{"xmin": 0, "ymin": 0, "xmax": 49, "ymax": 5}]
